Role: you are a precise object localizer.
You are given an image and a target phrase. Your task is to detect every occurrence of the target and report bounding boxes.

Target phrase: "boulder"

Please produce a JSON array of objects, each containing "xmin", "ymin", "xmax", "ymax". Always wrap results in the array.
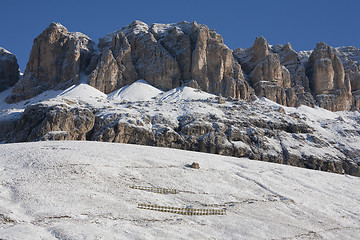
[{"xmin": 0, "ymin": 47, "xmax": 20, "ymax": 92}]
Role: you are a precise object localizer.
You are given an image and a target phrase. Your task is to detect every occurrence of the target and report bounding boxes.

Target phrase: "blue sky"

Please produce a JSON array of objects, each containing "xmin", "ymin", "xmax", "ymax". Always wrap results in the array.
[{"xmin": 1, "ymin": 0, "xmax": 359, "ymax": 71}]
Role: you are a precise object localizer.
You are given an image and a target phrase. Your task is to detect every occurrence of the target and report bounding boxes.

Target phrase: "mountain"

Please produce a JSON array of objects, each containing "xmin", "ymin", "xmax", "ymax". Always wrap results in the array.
[
  {"xmin": 0, "ymin": 21, "xmax": 360, "ymax": 176},
  {"xmin": 0, "ymin": 141, "xmax": 359, "ymax": 239},
  {"xmin": 0, "ymin": 47, "xmax": 20, "ymax": 92},
  {"xmin": 1, "ymin": 81, "xmax": 359, "ymax": 176},
  {"xmin": 2, "ymin": 21, "xmax": 360, "ymax": 111}
]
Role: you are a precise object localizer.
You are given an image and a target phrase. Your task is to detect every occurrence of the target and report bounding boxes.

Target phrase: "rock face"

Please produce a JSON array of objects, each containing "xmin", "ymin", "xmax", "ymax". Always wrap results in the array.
[
  {"xmin": 334, "ymin": 46, "xmax": 360, "ymax": 110},
  {"xmin": 234, "ymin": 37, "xmax": 297, "ymax": 106},
  {"xmin": 6, "ymin": 23, "xmax": 97, "ymax": 103},
  {"xmin": 10, "ymin": 103, "xmax": 95, "ymax": 142},
  {"xmin": 234, "ymin": 37, "xmax": 360, "ymax": 111},
  {"xmin": 88, "ymin": 32, "xmax": 138, "ymax": 93},
  {"xmin": 271, "ymin": 44, "xmax": 315, "ymax": 107},
  {"xmin": 7, "ymin": 99, "xmax": 360, "ymax": 177},
  {"xmin": 89, "ymin": 21, "xmax": 253, "ymax": 99},
  {"xmin": 0, "ymin": 47, "xmax": 20, "ymax": 92},
  {"xmin": 5, "ymin": 21, "xmax": 360, "ymax": 111},
  {"xmin": 306, "ymin": 42, "xmax": 353, "ymax": 111}
]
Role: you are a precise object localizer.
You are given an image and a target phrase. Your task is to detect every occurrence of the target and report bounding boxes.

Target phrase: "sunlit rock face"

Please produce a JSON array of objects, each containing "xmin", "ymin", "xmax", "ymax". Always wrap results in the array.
[{"xmin": 6, "ymin": 23, "xmax": 97, "ymax": 103}]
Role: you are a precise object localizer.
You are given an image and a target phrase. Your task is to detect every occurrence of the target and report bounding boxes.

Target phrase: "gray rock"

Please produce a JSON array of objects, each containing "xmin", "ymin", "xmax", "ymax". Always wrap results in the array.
[
  {"xmin": 10, "ymin": 103, "xmax": 95, "ymax": 142},
  {"xmin": 0, "ymin": 47, "xmax": 20, "ymax": 92}
]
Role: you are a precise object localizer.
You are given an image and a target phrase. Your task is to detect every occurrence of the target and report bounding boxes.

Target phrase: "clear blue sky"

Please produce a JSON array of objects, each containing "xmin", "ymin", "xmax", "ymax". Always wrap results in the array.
[{"xmin": 1, "ymin": 0, "xmax": 359, "ymax": 71}]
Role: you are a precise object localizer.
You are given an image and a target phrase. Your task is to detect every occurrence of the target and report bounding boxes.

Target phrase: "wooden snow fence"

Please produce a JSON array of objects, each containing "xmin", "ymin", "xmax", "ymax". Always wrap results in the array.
[
  {"xmin": 138, "ymin": 204, "xmax": 226, "ymax": 216},
  {"xmin": 129, "ymin": 185, "xmax": 179, "ymax": 194}
]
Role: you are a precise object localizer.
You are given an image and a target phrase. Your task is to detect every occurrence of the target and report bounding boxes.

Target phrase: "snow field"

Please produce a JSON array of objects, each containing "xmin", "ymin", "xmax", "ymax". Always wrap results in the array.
[{"xmin": 0, "ymin": 141, "xmax": 359, "ymax": 239}]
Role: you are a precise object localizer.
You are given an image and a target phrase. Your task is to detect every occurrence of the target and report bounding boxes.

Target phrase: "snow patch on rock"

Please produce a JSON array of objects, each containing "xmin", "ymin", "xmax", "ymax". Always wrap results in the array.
[{"xmin": 108, "ymin": 80, "xmax": 163, "ymax": 102}]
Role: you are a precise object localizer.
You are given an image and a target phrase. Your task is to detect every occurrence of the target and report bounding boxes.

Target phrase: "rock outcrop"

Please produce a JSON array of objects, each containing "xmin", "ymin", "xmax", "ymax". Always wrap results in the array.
[
  {"xmin": 271, "ymin": 44, "xmax": 315, "ymax": 107},
  {"xmin": 306, "ymin": 42, "xmax": 353, "ymax": 111},
  {"xmin": 6, "ymin": 23, "xmax": 97, "ymax": 103},
  {"xmin": 155, "ymin": 22, "xmax": 248, "ymax": 98},
  {"xmin": 235, "ymin": 37, "xmax": 359, "ymax": 111},
  {"xmin": 4, "ymin": 21, "xmax": 360, "ymax": 111},
  {"xmin": 7, "ymin": 98, "xmax": 360, "ymax": 176},
  {"xmin": 9, "ymin": 102, "xmax": 95, "ymax": 142},
  {"xmin": 90, "ymin": 21, "xmax": 253, "ymax": 99},
  {"xmin": 0, "ymin": 47, "xmax": 20, "ymax": 92},
  {"xmin": 234, "ymin": 37, "xmax": 297, "ymax": 106},
  {"xmin": 88, "ymin": 32, "xmax": 138, "ymax": 93},
  {"xmin": 333, "ymin": 46, "xmax": 360, "ymax": 110}
]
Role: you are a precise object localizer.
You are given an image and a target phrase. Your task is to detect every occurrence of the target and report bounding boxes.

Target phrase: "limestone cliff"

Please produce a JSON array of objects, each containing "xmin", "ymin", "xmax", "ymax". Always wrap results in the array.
[
  {"xmin": 6, "ymin": 23, "xmax": 97, "ymax": 103},
  {"xmin": 3, "ymin": 21, "xmax": 360, "ymax": 111},
  {"xmin": 234, "ymin": 37, "xmax": 298, "ymax": 107},
  {"xmin": 306, "ymin": 42, "xmax": 353, "ymax": 111}
]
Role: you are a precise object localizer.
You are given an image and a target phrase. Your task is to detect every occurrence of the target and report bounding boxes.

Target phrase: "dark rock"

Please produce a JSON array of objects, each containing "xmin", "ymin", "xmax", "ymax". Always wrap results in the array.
[
  {"xmin": 0, "ymin": 47, "xmax": 20, "ymax": 92},
  {"xmin": 10, "ymin": 103, "xmax": 95, "ymax": 142}
]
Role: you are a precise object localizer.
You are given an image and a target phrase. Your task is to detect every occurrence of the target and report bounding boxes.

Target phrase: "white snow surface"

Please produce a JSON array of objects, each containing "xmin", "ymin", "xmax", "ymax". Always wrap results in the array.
[
  {"xmin": 0, "ymin": 47, "xmax": 12, "ymax": 55},
  {"xmin": 57, "ymin": 83, "xmax": 107, "ymax": 105},
  {"xmin": 0, "ymin": 141, "xmax": 359, "ymax": 239},
  {"xmin": 108, "ymin": 80, "xmax": 163, "ymax": 102},
  {"xmin": 107, "ymin": 80, "xmax": 216, "ymax": 103},
  {"xmin": 0, "ymin": 47, "xmax": 16, "ymax": 61},
  {"xmin": 159, "ymin": 86, "xmax": 216, "ymax": 102},
  {"xmin": 151, "ymin": 21, "xmax": 193, "ymax": 37}
]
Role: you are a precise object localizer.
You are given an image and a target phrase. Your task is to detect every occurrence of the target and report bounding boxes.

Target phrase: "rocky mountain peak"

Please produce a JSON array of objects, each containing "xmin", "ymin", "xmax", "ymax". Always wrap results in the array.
[
  {"xmin": 308, "ymin": 41, "xmax": 345, "ymax": 94},
  {"xmin": 282, "ymin": 42, "xmax": 293, "ymax": 51},
  {"xmin": 5, "ymin": 22, "xmax": 97, "ymax": 103},
  {"xmin": 253, "ymin": 36, "xmax": 270, "ymax": 59},
  {"xmin": 48, "ymin": 22, "xmax": 68, "ymax": 32},
  {"xmin": 306, "ymin": 41, "xmax": 353, "ymax": 111},
  {"xmin": 90, "ymin": 20, "xmax": 251, "ymax": 99},
  {"xmin": 150, "ymin": 21, "xmax": 195, "ymax": 38},
  {"xmin": 0, "ymin": 47, "xmax": 20, "ymax": 92},
  {"xmin": 2, "ymin": 21, "xmax": 360, "ymax": 111}
]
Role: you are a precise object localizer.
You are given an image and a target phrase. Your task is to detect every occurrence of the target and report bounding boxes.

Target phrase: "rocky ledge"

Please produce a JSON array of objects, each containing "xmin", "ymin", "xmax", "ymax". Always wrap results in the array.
[
  {"xmin": 1, "ymin": 21, "xmax": 360, "ymax": 177},
  {"xmin": 5, "ymin": 93, "xmax": 360, "ymax": 176}
]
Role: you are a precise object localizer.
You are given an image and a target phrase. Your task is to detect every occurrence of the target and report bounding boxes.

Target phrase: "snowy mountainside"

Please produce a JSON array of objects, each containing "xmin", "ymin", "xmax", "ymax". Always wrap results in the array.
[
  {"xmin": 0, "ymin": 141, "xmax": 359, "ymax": 239},
  {"xmin": 108, "ymin": 80, "xmax": 163, "ymax": 102},
  {"xmin": 1, "ymin": 81, "xmax": 360, "ymax": 176}
]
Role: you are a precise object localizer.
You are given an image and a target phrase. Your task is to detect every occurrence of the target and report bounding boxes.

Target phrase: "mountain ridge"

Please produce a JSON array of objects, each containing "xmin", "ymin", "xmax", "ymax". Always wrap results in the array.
[
  {"xmin": 1, "ymin": 20, "xmax": 360, "ymax": 111},
  {"xmin": 1, "ymin": 21, "xmax": 360, "ymax": 176}
]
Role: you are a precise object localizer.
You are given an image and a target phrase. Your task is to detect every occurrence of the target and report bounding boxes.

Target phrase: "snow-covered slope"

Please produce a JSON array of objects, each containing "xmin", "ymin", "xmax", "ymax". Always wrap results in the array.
[
  {"xmin": 159, "ymin": 86, "xmax": 216, "ymax": 102},
  {"xmin": 0, "ymin": 141, "xmax": 359, "ymax": 239},
  {"xmin": 108, "ymin": 80, "xmax": 163, "ymax": 102},
  {"xmin": 107, "ymin": 80, "xmax": 215, "ymax": 102},
  {"xmin": 57, "ymin": 83, "xmax": 107, "ymax": 102}
]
